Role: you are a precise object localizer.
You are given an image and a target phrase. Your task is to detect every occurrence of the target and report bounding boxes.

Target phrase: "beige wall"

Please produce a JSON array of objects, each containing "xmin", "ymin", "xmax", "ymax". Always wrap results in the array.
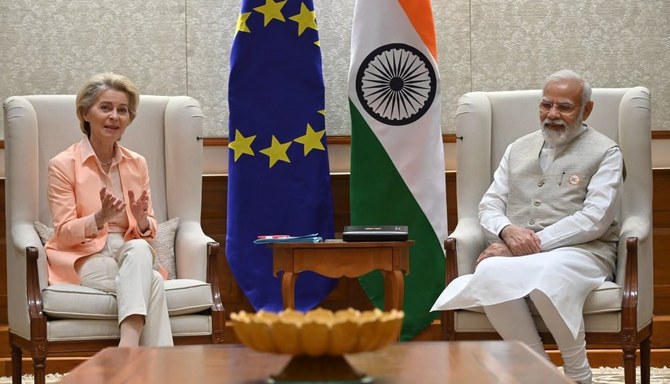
[{"xmin": 1, "ymin": 0, "xmax": 668, "ymax": 139}]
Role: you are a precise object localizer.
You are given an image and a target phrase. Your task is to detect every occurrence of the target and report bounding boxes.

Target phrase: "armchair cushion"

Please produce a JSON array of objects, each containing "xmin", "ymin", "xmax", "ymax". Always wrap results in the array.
[
  {"xmin": 582, "ymin": 281, "xmax": 623, "ymax": 315},
  {"xmin": 151, "ymin": 217, "xmax": 179, "ymax": 279},
  {"xmin": 458, "ymin": 281, "xmax": 622, "ymax": 316},
  {"xmin": 42, "ymin": 279, "xmax": 213, "ymax": 319},
  {"xmin": 42, "ymin": 284, "xmax": 117, "ymax": 320},
  {"xmin": 163, "ymin": 279, "xmax": 214, "ymax": 315},
  {"xmin": 34, "ymin": 221, "xmax": 55, "ymax": 244}
]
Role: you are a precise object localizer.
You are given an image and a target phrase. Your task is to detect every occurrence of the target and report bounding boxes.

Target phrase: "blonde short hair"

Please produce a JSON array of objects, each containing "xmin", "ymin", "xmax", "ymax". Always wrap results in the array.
[{"xmin": 75, "ymin": 72, "xmax": 140, "ymax": 136}]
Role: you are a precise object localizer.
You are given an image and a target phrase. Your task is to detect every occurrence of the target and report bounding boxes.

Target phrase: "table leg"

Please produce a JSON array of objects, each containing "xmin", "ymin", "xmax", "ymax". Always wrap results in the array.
[
  {"xmin": 383, "ymin": 270, "xmax": 404, "ymax": 311},
  {"xmin": 281, "ymin": 271, "xmax": 298, "ymax": 309}
]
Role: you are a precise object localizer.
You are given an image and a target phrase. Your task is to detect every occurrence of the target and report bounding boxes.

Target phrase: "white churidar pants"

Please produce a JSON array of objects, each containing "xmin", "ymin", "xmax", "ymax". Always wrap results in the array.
[
  {"xmin": 483, "ymin": 291, "xmax": 591, "ymax": 383},
  {"xmin": 76, "ymin": 233, "xmax": 173, "ymax": 346}
]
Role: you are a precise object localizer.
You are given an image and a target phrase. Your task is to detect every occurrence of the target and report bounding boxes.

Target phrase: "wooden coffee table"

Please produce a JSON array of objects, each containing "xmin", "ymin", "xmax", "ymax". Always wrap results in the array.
[
  {"xmin": 269, "ymin": 240, "xmax": 412, "ymax": 310},
  {"xmin": 59, "ymin": 341, "xmax": 573, "ymax": 383}
]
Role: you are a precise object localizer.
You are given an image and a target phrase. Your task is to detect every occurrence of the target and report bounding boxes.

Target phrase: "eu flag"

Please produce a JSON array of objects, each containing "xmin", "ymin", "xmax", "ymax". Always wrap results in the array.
[{"xmin": 226, "ymin": 0, "xmax": 337, "ymax": 312}]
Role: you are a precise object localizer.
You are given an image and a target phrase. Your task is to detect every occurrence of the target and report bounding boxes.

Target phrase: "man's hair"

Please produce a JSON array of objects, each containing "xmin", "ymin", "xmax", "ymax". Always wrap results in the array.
[
  {"xmin": 75, "ymin": 72, "xmax": 140, "ymax": 136},
  {"xmin": 542, "ymin": 69, "xmax": 592, "ymax": 110}
]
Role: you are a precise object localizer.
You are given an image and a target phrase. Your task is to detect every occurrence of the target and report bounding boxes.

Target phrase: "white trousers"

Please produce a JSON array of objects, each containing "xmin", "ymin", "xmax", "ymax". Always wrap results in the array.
[
  {"xmin": 484, "ymin": 290, "xmax": 591, "ymax": 384},
  {"xmin": 77, "ymin": 233, "xmax": 173, "ymax": 346}
]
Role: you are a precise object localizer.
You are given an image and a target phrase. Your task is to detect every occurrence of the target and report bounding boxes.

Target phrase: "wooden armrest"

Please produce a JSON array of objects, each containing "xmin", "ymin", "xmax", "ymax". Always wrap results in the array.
[
  {"xmin": 26, "ymin": 246, "xmax": 47, "ymax": 340},
  {"xmin": 621, "ymin": 237, "xmax": 639, "ymax": 333},
  {"xmin": 206, "ymin": 241, "xmax": 226, "ymax": 343},
  {"xmin": 206, "ymin": 241, "xmax": 224, "ymax": 312},
  {"xmin": 444, "ymin": 237, "xmax": 459, "ymax": 285}
]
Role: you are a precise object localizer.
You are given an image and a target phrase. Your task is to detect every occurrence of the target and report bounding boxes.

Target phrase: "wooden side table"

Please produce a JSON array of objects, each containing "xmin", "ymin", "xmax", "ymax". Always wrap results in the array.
[{"xmin": 269, "ymin": 240, "xmax": 413, "ymax": 310}]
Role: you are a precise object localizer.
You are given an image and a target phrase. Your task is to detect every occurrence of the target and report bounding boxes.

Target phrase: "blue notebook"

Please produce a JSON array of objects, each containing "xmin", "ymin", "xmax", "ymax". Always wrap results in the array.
[{"xmin": 253, "ymin": 233, "xmax": 322, "ymax": 244}]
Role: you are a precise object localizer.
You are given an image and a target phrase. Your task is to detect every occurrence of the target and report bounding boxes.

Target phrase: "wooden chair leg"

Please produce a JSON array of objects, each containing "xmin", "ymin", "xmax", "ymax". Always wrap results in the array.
[
  {"xmin": 32, "ymin": 360, "xmax": 47, "ymax": 384},
  {"xmin": 10, "ymin": 343, "xmax": 22, "ymax": 384},
  {"xmin": 31, "ymin": 342, "xmax": 47, "ymax": 384},
  {"xmin": 640, "ymin": 338, "xmax": 651, "ymax": 384},
  {"xmin": 622, "ymin": 344, "xmax": 637, "ymax": 384}
]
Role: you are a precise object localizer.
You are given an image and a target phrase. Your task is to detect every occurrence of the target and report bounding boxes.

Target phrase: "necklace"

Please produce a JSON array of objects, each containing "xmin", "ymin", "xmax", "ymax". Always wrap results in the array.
[{"xmin": 99, "ymin": 150, "xmax": 115, "ymax": 167}]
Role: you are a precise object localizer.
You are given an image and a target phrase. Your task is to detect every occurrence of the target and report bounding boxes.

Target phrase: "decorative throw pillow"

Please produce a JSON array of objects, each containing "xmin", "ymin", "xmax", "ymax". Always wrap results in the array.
[
  {"xmin": 34, "ymin": 218, "xmax": 180, "ymax": 280},
  {"xmin": 150, "ymin": 217, "xmax": 180, "ymax": 280},
  {"xmin": 34, "ymin": 221, "xmax": 55, "ymax": 245}
]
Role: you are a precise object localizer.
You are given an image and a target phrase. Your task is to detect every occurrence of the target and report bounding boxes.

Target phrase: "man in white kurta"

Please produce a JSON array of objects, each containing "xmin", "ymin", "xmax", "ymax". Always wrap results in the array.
[{"xmin": 432, "ymin": 70, "xmax": 624, "ymax": 384}]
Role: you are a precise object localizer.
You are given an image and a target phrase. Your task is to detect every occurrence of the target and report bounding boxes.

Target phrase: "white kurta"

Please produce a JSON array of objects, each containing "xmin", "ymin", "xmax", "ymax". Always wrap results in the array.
[{"xmin": 432, "ymin": 128, "xmax": 624, "ymax": 338}]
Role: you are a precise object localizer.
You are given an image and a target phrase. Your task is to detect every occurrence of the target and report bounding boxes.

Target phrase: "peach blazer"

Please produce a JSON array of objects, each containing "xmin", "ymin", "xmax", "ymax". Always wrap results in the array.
[{"xmin": 45, "ymin": 139, "xmax": 167, "ymax": 284}]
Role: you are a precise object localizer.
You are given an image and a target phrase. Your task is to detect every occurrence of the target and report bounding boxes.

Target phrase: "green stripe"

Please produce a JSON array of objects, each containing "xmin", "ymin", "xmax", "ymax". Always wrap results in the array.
[{"xmin": 349, "ymin": 100, "xmax": 445, "ymax": 340}]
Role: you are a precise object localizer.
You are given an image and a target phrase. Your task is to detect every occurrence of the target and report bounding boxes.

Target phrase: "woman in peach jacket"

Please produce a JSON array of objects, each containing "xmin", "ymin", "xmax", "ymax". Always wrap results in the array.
[{"xmin": 45, "ymin": 73, "xmax": 172, "ymax": 347}]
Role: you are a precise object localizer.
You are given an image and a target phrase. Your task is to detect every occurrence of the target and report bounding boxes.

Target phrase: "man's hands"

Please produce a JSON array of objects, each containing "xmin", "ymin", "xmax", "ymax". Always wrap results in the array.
[
  {"xmin": 476, "ymin": 225, "xmax": 542, "ymax": 267},
  {"xmin": 500, "ymin": 224, "xmax": 541, "ymax": 256},
  {"xmin": 477, "ymin": 243, "xmax": 512, "ymax": 265}
]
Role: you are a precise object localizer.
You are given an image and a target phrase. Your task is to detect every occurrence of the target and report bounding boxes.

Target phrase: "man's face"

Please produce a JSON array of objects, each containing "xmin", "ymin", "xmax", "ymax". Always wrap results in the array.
[{"xmin": 539, "ymin": 79, "xmax": 590, "ymax": 145}]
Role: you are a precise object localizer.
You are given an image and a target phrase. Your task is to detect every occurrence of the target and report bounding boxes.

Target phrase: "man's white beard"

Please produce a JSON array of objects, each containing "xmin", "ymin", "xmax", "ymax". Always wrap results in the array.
[{"xmin": 541, "ymin": 115, "xmax": 583, "ymax": 146}]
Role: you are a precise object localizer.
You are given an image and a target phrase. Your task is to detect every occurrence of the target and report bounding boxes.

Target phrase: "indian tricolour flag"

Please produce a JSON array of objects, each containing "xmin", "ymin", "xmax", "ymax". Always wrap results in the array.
[{"xmin": 348, "ymin": 0, "xmax": 447, "ymax": 340}]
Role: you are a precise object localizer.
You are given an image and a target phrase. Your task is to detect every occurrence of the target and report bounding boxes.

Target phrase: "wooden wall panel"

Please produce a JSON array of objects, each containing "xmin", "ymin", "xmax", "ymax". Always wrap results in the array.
[
  {"xmin": 653, "ymin": 169, "xmax": 670, "ymax": 319},
  {"xmin": 200, "ymin": 177, "xmax": 254, "ymax": 315},
  {"xmin": 0, "ymin": 181, "xmax": 4, "ymax": 324},
  {"xmin": 654, "ymin": 168, "xmax": 670, "ymax": 228},
  {"xmin": 653, "ymin": 228, "xmax": 670, "ymax": 317}
]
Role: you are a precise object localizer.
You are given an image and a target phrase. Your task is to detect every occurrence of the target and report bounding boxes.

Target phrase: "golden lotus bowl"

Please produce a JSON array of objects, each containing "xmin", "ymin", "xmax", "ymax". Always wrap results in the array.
[{"xmin": 231, "ymin": 307, "xmax": 404, "ymax": 357}]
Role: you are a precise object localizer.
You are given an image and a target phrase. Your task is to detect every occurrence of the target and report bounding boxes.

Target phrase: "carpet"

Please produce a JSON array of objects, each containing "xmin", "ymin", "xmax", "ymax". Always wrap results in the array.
[
  {"xmin": 0, "ymin": 368, "xmax": 669, "ymax": 383},
  {"xmin": 0, "ymin": 374, "xmax": 64, "ymax": 383},
  {"xmin": 590, "ymin": 367, "xmax": 670, "ymax": 384}
]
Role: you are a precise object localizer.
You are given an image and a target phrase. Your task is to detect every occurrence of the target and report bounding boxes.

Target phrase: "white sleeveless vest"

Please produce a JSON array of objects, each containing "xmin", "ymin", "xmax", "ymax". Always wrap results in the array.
[{"xmin": 506, "ymin": 127, "xmax": 620, "ymax": 268}]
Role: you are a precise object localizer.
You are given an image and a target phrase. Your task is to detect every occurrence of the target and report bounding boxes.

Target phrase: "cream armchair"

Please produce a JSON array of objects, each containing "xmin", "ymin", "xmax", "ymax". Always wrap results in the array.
[
  {"xmin": 442, "ymin": 87, "xmax": 652, "ymax": 384},
  {"xmin": 4, "ymin": 95, "xmax": 225, "ymax": 384}
]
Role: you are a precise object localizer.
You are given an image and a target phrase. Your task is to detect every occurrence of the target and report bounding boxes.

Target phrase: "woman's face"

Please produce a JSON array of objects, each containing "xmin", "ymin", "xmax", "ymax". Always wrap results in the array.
[{"xmin": 84, "ymin": 89, "xmax": 131, "ymax": 144}]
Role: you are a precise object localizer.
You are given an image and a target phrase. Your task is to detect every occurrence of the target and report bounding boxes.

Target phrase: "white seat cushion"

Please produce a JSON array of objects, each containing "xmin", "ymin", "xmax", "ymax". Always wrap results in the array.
[
  {"xmin": 454, "ymin": 282, "xmax": 625, "ymax": 333},
  {"xmin": 42, "ymin": 284, "xmax": 118, "ymax": 319},
  {"xmin": 42, "ymin": 279, "xmax": 213, "ymax": 319},
  {"xmin": 582, "ymin": 281, "xmax": 622, "ymax": 314},
  {"xmin": 164, "ymin": 279, "xmax": 214, "ymax": 315},
  {"xmin": 461, "ymin": 281, "xmax": 623, "ymax": 315}
]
